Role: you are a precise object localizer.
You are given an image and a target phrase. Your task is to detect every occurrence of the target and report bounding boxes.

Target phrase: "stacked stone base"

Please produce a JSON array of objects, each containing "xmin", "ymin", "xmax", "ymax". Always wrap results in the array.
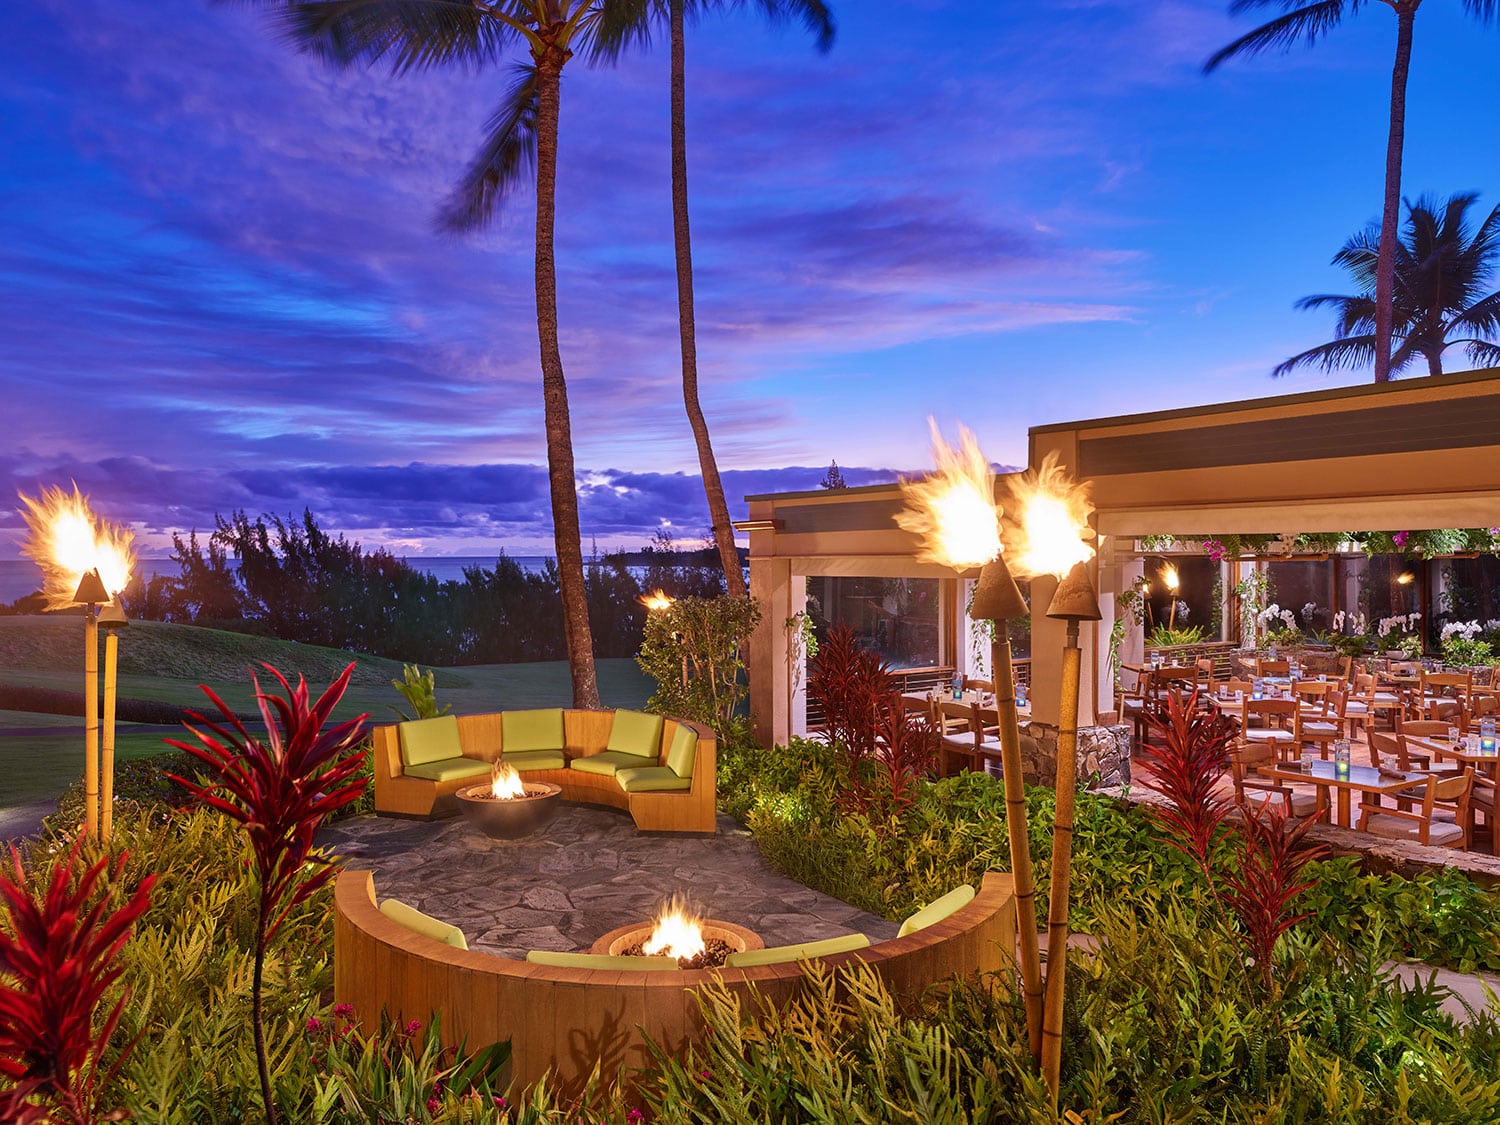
[{"xmin": 1017, "ymin": 722, "xmax": 1131, "ymax": 790}]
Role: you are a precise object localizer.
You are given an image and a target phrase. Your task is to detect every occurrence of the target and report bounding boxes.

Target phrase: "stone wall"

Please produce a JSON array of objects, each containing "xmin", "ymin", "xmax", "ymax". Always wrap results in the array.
[{"xmin": 1018, "ymin": 722, "xmax": 1131, "ymax": 791}]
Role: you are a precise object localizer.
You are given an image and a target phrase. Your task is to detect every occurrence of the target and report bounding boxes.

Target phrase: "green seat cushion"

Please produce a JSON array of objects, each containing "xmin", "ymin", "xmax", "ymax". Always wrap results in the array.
[
  {"xmin": 403, "ymin": 758, "xmax": 492, "ymax": 783},
  {"xmin": 725, "ymin": 933, "xmax": 870, "ymax": 968},
  {"xmin": 570, "ymin": 751, "xmax": 657, "ymax": 778},
  {"xmin": 616, "ymin": 765, "xmax": 693, "ymax": 793},
  {"xmin": 503, "ymin": 750, "xmax": 566, "ymax": 772},
  {"xmin": 607, "ymin": 709, "xmax": 665, "ymax": 760},
  {"xmin": 398, "ymin": 715, "xmax": 463, "ymax": 768},
  {"xmin": 502, "ymin": 708, "xmax": 566, "ymax": 754},
  {"xmin": 897, "ymin": 884, "xmax": 976, "ymax": 938},
  {"xmin": 665, "ymin": 723, "xmax": 698, "ymax": 780},
  {"xmin": 380, "ymin": 898, "xmax": 468, "ymax": 950},
  {"xmin": 525, "ymin": 950, "xmax": 679, "ymax": 971}
]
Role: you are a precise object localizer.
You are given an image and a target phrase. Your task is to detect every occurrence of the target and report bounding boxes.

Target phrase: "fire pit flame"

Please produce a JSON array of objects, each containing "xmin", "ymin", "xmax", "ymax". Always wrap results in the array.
[
  {"xmin": 641, "ymin": 894, "xmax": 705, "ymax": 961},
  {"xmin": 639, "ymin": 588, "xmax": 675, "ymax": 612},
  {"xmin": 489, "ymin": 761, "xmax": 527, "ymax": 801}
]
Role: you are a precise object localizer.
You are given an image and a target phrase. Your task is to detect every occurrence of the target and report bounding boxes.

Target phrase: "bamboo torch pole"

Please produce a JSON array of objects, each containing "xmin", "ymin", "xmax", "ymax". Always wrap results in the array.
[
  {"xmin": 74, "ymin": 569, "xmax": 109, "ymax": 839},
  {"xmin": 1039, "ymin": 562, "xmax": 1101, "ymax": 1101},
  {"xmin": 972, "ymin": 557, "xmax": 1044, "ymax": 1062},
  {"xmin": 99, "ymin": 603, "xmax": 128, "ymax": 842}
]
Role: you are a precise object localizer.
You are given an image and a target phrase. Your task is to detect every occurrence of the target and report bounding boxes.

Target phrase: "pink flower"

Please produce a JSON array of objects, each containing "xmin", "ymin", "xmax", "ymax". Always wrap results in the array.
[
  {"xmin": 493, "ymin": 1096, "xmax": 508, "ymax": 1110},
  {"xmin": 627, "ymin": 1110, "xmax": 645, "ymax": 1124},
  {"xmin": 1393, "ymin": 530, "xmax": 1410, "ymax": 548},
  {"xmin": 427, "ymin": 1096, "xmax": 440, "ymax": 1112},
  {"xmin": 699, "ymin": 1069, "xmax": 713, "ymax": 1081},
  {"xmin": 405, "ymin": 1019, "xmax": 422, "ymax": 1037},
  {"xmin": 1202, "ymin": 539, "xmax": 1225, "ymax": 564},
  {"xmin": 333, "ymin": 1003, "xmax": 354, "ymax": 1018},
  {"xmin": 305, "ymin": 1017, "xmax": 322, "ymax": 1033}
]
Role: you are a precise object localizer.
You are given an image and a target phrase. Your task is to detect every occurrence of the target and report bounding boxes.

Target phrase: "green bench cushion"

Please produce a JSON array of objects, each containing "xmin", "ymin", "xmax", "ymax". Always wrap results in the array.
[
  {"xmin": 665, "ymin": 723, "xmax": 698, "ymax": 780},
  {"xmin": 525, "ymin": 950, "xmax": 679, "ymax": 971},
  {"xmin": 398, "ymin": 715, "xmax": 463, "ymax": 768},
  {"xmin": 502, "ymin": 708, "xmax": 566, "ymax": 754},
  {"xmin": 403, "ymin": 758, "xmax": 492, "ymax": 783},
  {"xmin": 897, "ymin": 884, "xmax": 976, "ymax": 938},
  {"xmin": 571, "ymin": 750, "xmax": 658, "ymax": 778},
  {"xmin": 503, "ymin": 750, "xmax": 566, "ymax": 772},
  {"xmin": 616, "ymin": 765, "xmax": 692, "ymax": 793},
  {"xmin": 379, "ymin": 898, "xmax": 468, "ymax": 950},
  {"xmin": 724, "ymin": 932, "xmax": 870, "ymax": 968},
  {"xmin": 607, "ymin": 709, "xmax": 665, "ymax": 760}
]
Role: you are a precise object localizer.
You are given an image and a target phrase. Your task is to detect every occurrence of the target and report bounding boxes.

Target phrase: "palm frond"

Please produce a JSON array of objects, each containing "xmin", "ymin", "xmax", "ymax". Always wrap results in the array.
[
  {"xmin": 1461, "ymin": 0, "xmax": 1500, "ymax": 22},
  {"xmin": 279, "ymin": 0, "xmax": 522, "ymax": 74},
  {"xmin": 438, "ymin": 63, "xmax": 540, "ymax": 232},
  {"xmin": 1205, "ymin": 1, "xmax": 1356, "ymax": 73},
  {"xmin": 588, "ymin": 0, "xmax": 661, "ymax": 63},
  {"xmin": 740, "ymin": 0, "xmax": 836, "ymax": 52},
  {"xmin": 1466, "ymin": 340, "xmax": 1500, "ymax": 367},
  {"xmin": 1272, "ymin": 334, "xmax": 1375, "ymax": 378}
]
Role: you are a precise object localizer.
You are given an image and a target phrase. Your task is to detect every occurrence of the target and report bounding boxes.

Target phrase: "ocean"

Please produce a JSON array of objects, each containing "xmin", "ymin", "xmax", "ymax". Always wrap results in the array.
[{"xmin": 0, "ymin": 555, "xmax": 557, "ymax": 605}]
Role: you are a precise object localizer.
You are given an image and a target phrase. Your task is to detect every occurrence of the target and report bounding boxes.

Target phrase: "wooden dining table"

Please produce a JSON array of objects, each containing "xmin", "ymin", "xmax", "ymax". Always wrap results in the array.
[
  {"xmin": 1255, "ymin": 757, "xmax": 1429, "ymax": 829},
  {"xmin": 1404, "ymin": 735, "xmax": 1500, "ymax": 782}
]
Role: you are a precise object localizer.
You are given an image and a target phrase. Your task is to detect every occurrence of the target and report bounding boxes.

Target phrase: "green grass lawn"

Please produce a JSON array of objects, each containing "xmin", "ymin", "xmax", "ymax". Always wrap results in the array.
[{"xmin": 0, "ymin": 615, "xmax": 654, "ymax": 809}]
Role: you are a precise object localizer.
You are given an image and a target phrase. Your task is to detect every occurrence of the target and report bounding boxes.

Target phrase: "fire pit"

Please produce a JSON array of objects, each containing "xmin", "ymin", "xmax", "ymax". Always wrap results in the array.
[
  {"xmin": 456, "ymin": 763, "xmax": 562, "ymax": 839},
  {"xmin": 590, "ymin": 894, "xmax": 762, "ymax": 969}
]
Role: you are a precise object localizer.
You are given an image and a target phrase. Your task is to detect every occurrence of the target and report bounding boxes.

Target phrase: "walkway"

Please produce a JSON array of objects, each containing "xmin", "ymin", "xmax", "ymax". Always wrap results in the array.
[{"xmin": 317, "ymin": 803, "xmax": 898, "ymax": 959}]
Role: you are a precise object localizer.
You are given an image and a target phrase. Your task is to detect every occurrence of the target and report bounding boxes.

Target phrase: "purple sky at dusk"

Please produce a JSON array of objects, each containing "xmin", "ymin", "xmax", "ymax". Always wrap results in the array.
[{"xmin": 4, "ymin": 1, "xmax": 1499, "ymax": 560}]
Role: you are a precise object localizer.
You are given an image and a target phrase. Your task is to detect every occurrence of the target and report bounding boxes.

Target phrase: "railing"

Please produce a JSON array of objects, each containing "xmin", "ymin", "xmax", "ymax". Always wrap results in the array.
[{"xmin": 805, "ymin": 660, "xmax": 1031, "ymax": 731}]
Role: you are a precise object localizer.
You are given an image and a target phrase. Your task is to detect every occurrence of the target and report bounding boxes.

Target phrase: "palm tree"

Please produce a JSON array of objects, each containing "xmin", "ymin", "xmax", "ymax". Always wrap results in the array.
[
  {"xmin": 271, "ymin": 0, "xmax": 618, "ymax": 708},
  {"xmin": 1206, "ymin": 1, "xmax": 1500, "ymax": 384},
  {"xmin": 594, "ymin": 1, "xmax": 834, "ymax": 597},
  {"xmin": 1275, "ymin": 193, "xmax": 1500, "ymax": 378}
]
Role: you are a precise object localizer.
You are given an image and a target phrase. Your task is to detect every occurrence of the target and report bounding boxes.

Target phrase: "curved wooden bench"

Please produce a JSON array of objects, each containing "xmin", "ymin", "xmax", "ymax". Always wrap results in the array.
[
  {"xmin": 371, "ymin": 710, "xmax": 716, "ymax": 833},
  {"xmin": 334, "ymin": 869, "xmax": 1017, "ymax": 1098}
]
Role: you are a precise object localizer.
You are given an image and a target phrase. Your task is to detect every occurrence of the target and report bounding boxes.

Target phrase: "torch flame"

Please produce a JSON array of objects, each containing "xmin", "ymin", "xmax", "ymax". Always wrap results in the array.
[
  {"xmin": 489, "ymin": 761, "xmax": 527, "ymax": 800},
  {"xmin": 17, "ymin": 484, "xmax": 136, "ymax": 610},
  {"xmin": 639, "ymin": 589, "xmax": 675, "ymax": 612},
  {"xmin": 894, "ymin": 419, "xmax": 1002, "ymax": 570},
  {"xmin": 1003, "ymin": 453, "xmax": 1095, "ymax": 579},
  {"xmin": 642, "ymin": 893, "xmax": 705, "ymax": 961},
  {"xmin": 1162, "ymin": 563, "xmax": 1179, "ymax": 592}
]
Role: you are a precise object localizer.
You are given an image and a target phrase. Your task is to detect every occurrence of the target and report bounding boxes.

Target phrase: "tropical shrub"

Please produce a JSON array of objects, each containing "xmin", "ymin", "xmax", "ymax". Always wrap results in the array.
[
  {"xmin": 1145, "ymin": 623, "xmax": 1208, "ymax": 647},
  {"xmin": 637, "ymin": 595, "xmax": 760, "ymax": 737},
  {"xmin": 390, "ymin": 663, "xmax": 451, "ymax": 721}
]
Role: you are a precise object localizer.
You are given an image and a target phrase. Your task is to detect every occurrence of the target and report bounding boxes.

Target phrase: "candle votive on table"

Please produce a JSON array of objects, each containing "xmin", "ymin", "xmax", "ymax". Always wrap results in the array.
[
  {"xmin": 1334, "ymin": 740, "xmax": 1352, "ymax": 779},
  {"xmin": 1448, "ymin": 724, "xmax": 1461, "ymax": 744}
]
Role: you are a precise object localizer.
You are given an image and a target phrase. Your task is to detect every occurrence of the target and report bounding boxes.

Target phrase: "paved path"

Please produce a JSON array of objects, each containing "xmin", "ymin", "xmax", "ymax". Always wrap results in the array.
[{"xmin": 317, "ymin": 803, "xmax": 898, "ymax": 960}]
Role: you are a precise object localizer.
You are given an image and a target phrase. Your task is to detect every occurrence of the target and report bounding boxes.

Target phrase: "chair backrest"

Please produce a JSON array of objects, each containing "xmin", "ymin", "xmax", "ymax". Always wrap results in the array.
[
  {"xmin": 1228, "ymin": 742, "xmax": 1273, "ymax": 790},
  {"xmin": 1226, "ymin": 679, "xmax": 1253, "ymax": 696},
  {"xmin": 1257, "ymin": 659, "xmax": 1290, "ymax": 676},
  {"xmin": 1423, "ymin": 670, "xmax": 1474, "ymax": 698},
  {"xmin": 1413, "ymin": 769, "xmax": 1474, "ymax": 843},
  {"xmin": 1294, "ymin": 680, "xmax": 1332, "ymax": 699},
  {"xmin": 962, "ymin": 677, "xmax": 994, "ymax": 693},
  {"xmin": 936, "ymin": 700, "xmax": 972, "ymax": 734},
  {"xmin": 1242, "ymin": 698, "xmax": 1297, "ymax": 729},
  {"xmin": 1398, "ymin": 719, "xmax": 1450, "ymax": 738},
  {"xmin": 1367, "ymin": 730, "xmax": 1404, "ymax": 770}
]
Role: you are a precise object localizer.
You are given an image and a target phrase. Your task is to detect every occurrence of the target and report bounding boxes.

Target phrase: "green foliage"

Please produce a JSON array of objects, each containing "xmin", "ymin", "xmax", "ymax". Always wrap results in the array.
[
  {"xmin": 1442, "ymin": 636, "xmax": 1495, "ymax": 669},
  {"xmin": 1145, "ymin": 623, "xmax": 1208, "ymax": 647},
  {"xmin": 637, "ymin": 595, "xmax": 760, "ymax": 737},
  {"xmin": 1262, "ymin": 625, "xmax": 1304, "ymax": 648},
  {"xmin": 391, "ymin": 663, "xmax": 452, "ymax": 721}
]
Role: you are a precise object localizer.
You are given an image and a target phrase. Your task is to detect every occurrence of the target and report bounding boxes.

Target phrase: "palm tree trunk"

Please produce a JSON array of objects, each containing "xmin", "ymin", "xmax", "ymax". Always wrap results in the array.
[
  {"xmin": 1374, "ymin": 4, "xmax": 1416, "ymax": 384},
  {"xmin": 533, "ymin": 33, "xmax": 600, "ymax": 709},
  {"xmin": 670, "ymin": 0, "xmax": 745, "ymax": 597}
]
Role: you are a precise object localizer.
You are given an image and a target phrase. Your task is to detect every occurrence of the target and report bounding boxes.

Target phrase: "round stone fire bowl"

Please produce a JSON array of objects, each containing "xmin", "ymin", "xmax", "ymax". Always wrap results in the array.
[
  {"xmin": 455, "ymin": 781, "xmax": 563, "ymax": 839},
  {"xmin": 590, "ymin": 919, "xmax": 764, "ymax": 961}
]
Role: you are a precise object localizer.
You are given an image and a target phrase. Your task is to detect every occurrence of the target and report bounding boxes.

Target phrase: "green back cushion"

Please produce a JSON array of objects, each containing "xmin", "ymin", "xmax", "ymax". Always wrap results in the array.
[
  {"xmin": 897, "ymin": 884, "xmax": 976, "ymax": 938},
  {"xmin": 380, "ymin": 898, "xmax": 468, "ymax": 950},
  {"xmin": 526, "ymin": 950, "xmax": 679, "ymax": 971},
  {"xmin": 607, "ymin": 709, "xmax": 664, "ymax": 760},
  {"xmin": 665, "ymin": 723, "xmax": 698, "ymax": 779},
  {"xmin": 502, "ymin": 708, "xmax": 566, "ymax": 753},
  {"xmin": 398, "ymin": 715, "xmax": 463, "ymax": 768},
  {"xmin": 725, "ymin": 932, "xmax": 869, "ymax": 968}
]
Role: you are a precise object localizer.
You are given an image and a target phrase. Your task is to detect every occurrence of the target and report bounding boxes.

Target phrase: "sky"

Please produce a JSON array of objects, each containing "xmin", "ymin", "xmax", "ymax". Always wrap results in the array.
[{"xmin": 3, "ymin": 0, "xmax": 1499, "ymax": 560}]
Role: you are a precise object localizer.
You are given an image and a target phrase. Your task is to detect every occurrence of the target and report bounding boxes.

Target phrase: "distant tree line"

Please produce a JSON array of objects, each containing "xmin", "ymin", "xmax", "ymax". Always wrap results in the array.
[{"xmin": 101, "ymin": 511, "xmax": 731, "ymax": 665}]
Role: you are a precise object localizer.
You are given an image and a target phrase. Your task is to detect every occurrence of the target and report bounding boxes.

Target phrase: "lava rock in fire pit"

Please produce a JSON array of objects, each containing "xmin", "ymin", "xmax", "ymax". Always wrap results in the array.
[{"xmin": 620, "ymin": 937, "xmax": 735, "ymax": 970}]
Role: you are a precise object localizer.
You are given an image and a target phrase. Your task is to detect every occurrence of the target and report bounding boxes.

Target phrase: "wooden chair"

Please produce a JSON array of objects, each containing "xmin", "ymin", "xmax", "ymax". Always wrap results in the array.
[
  {"xmin": 1357, "ymin": 770, "xmax": 1473, "ymax": 849},
  {"xmin": 1239, "ymin": 698, "xmax": 1299, "ymax": 760},
  {"xmin": 1229, "ymin": 742, "xmax": 1325, "ymax": 820},
  {"xmin": 1295, "ymin": 688, "xmax": 1347, "ymax": 759},
  {"xmin": 935, "ymin": 700, "xmax": 976, "ymax": 776},
  {"xmin": 1195, "ymin": 656, "xmax": 1217, "ymax": 693},
  {"xmin": 1346, "ymin": 673, "xmax": 1403, "ymax": 735},
  {"xmin": 1467, "ymin": 774, "xmax": 1496, "ymax": 856},
  {"xmin": 1256, "ymin": 658, "xmax": 1291, "ymax": 677},
  {"xmin": 1395, "ymin": 718, "xmax": 1465, "ymax": 768},
  {"xmin": 1366, "ymin": 729, "xmax": 1433, "ymax": 773},
  {"xmin": 1417, "ymin": 670, "xmax": 1474, "ymax": 728},
  {"xmin": 961, "ymin": 677, "xmax": 994, "ymax": 695}
]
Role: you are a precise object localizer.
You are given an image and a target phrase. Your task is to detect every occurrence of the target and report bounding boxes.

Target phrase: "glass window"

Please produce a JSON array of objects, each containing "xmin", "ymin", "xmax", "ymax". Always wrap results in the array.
[
  {"xmin": 1143, "ymin": 556, "xmax": 1222, "ymax": 641},
  {"xmin": 806, "ymin": 575, "xmax": 942, "ymax": 670},
  {"xmin": 1431, "ymin": 556, "xmax": 1500, "ymax": 644},
  {"xmin": 1265, "ymin": 560, "xmax": 1334, "ymax": 634}
]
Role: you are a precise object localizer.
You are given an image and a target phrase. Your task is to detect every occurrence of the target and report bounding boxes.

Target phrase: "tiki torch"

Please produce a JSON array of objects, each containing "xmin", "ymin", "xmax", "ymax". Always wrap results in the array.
[
  {"xmin": 74, "ymin": 569, "xmax": 109, "ymax": 838},
  {"xmin": 895, "ymin": 421, "xmax": 1045, "ymax": 1060},
  {"xmin": 1004, "ymin": 454, "xmax": 1098, "ymax": 1100}
]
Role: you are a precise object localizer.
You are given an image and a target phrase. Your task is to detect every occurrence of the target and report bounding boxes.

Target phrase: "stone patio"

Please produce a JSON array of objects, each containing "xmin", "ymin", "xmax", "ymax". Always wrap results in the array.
[{"xmin": 317, "ymin": 802, "xmax": 897, "ymax": 959}]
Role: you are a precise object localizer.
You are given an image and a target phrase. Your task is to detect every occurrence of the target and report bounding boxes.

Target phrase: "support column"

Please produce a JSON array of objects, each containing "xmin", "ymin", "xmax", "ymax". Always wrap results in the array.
[{"xmin": 748, "ymin": 555, "xmax": 794, "ymax": 748}]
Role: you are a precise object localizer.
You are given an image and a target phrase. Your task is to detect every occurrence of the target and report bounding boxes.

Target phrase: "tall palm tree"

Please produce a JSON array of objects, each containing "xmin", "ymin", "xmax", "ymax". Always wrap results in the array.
[
  {"xmin": 270, "ymin": 0, "xmax": 617, "ymax": 707},
  {"xmin": 1275, "ymin": 193, "xmax": 1500, "ymax": 378},
  {"xmin": 1206, "ymin": 1, "xmax": 1500, "ymax": 384},
  {"xmin": 595, "ymin": 0, "xmax": 834, "ymax": 597}
]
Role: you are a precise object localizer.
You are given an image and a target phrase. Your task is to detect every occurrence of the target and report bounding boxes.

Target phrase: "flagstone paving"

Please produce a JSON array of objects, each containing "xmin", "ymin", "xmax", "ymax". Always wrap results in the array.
[{"xmin": 318, "ymin": 803, "xmax": 898, "ymax": 960}]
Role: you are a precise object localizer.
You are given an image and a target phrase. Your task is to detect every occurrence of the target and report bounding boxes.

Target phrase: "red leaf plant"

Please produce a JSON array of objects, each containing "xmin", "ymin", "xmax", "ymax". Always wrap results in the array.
[
  {"xmin": 862, "ymin": 692, "xmax": 939, "ymax": 827},
  {"xmin": 807, "ymin": 625, "xmax": 893, "ymax": 770},
  {"xmin": 1138, "ymin": 688, "xmax": 1328, "ymax": 998},
  {"xmin": 0, "ymin": 842, "xmax": 155, "ymax": 1124},
  {"xmin": 167, "ymin": 662, "xmax": 368, "ymax": 1125}
]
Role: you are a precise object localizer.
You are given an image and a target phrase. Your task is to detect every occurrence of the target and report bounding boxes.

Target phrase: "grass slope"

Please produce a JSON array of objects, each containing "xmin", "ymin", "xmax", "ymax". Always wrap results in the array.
[{"xmin": 0, "ymin": 615, "xmax": 653, "ymax": 809}]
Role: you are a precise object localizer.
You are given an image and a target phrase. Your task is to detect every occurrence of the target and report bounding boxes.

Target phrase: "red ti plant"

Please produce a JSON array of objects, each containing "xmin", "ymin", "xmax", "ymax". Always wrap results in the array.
[
  {"xmin": 0, "ymin": 842, "xmax": 155, "ymax": 1125},
  {"xmin": 863, "ymin": 692, "xmax": 938, "ymax": 825},
  {"xmin": 806, "ymin": 624, "xmax": 893, "ymax": 768},
  {"xmin": 167, "ymin": 662, "xmax": 368, "ymax": 1125},
  {"xmin": 1139, "ymin": 689, "xmax": 1327, "ymax": 998}
]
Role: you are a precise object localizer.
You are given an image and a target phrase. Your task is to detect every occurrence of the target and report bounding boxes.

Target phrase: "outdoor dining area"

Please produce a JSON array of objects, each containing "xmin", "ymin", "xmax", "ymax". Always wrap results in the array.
[{"xmin": 1123, "ymin": 652, "xmax": 1500, "ymax": 853}]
